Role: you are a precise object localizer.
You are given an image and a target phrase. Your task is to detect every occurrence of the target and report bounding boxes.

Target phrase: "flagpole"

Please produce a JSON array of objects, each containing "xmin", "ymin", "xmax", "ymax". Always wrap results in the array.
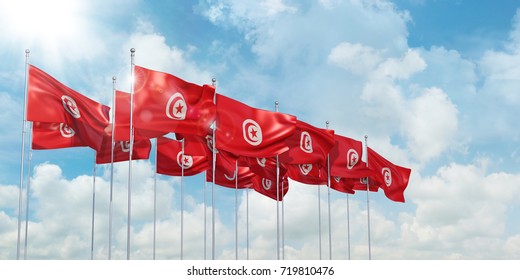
[
  {"xmin": 346, "ymin": 192, "xmax": 351, "ymax": 260},
  {"xmin": 91, "ymin": 152, "xmax": 97, "ymax": 260},
  {"xmin": 364, "ymin": 135, "xmax": 372, "ymax": 260},
  {"xmin": 127, "ymin": 47, "xmax": 136, "ymax": 260},
  {"xmin": 274, "ymin": 101, "xmax": 280, "ymax": 260},
  {"xmin": 234, "ymin": 160, "xmax": 238, "ymax": 260},
  {"xmin": 109, "ymin": 76, "xmax": 116, "ymax": 260},
  {"xmin": 281, "ymin": 179, "xmax": 285, "ymax": 260},
  {"xmin": 23, "ymin": 123, "xmax": 33, "ymax": 260},
  {"xmin": 246, "ymin": 188, "xmax": 249, "ymax": 260},
  {"xmin": 211, "ymin": 78, "xmax": 217, "ymax": 260},
  {"xmin": 17, "ymin": 49, "xmax": 30, "ymax": 260},
  {"xmin": 153, "ymin": 138, "xmax": 158, "ymax": 260},
  {"xmin": 318, "ymin": 182, "xmax": 322, "ymax": 260},
  {"xmin": 203, "ymin": 172, "xmax": 207, "ymax": 260},
  {"xmin": 180, "ymin": 138, "xmax": 185, "ymax": 260},
  {"xmin": 326, "ymin": 121, "xmax": 332, "ymax": 260}
]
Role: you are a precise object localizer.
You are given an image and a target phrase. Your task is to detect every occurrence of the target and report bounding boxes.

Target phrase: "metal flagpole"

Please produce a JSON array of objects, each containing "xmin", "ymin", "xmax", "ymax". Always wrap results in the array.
[
  {"xmin": 127, "ymin": 48, "xmax": 136, "ymax": 260},
  {"xmin": 91, "ymin": 153, "xmax": 97, "ymax": 260},
  {"xmin": 364, "ymin": 135, "xmax": 372, "ymax": 260},
  {"xmin": 109, "ymin": 76, "xmax": 116, "ymax": 260},
  {"xmin": 346, "ymin": 193, "xmax": 351, "ymax": 260},
  {"xmin": 23, "ymin": 124, "xmax": 33, "ymax": 260},
  {"xmin": 152, "ymin": 144, "xmax": 157, "ymax": 260},
  {"xmin": 318, "ymin": 183, "xmax": 322, "ymax": 260},
  {"xmin": 204, "ymin": 172, "xmax": 207, "ymax": 260},
  {"xmin": 246, "ymin": 188, "xmax": 249, "ymax": 260},
  {"xmin": 211, "ymin": 78, "xmax": 217, "ymax": 260},
  {"xmin": 274, "ymin": 101, "xmax": 280, "ymax": 260},
  {"xmin": 180, "ymin": 138, "xmax": 185, "ymax": 260},
  {"xmin": 17, "ymin": 49, "xmax": 30, "ymax": 260},
  {"xmin": 234, "ymin": 160, "xmax": 238, "ymax": 260},
  {"xmin": 326, "ymin": 121, "xmax": 332, "ymax": 260},
  {"xmin": 281, "ymin": 180, "xmax": 285, "ymax": 260}
]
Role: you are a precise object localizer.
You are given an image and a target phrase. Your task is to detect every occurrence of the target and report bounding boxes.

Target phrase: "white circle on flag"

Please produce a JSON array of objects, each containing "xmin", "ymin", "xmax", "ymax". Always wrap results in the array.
[
  {"xmin": 166, "ymin": 92, "xmax": 187, "ymax": 120},
  {"xmin": 59, "ymin": 123, "xmax": 75, "ymax": 138},
  {"xmin": 205, "ymin": 135, "xmax": 219, "ymax": 153},
  {"xmin": 177, "ymin": 151, "xmax": 193, "ymax": 169},
  {"xmin": 120, "ymin": 141, "xmax": 130, "ymax": 152},
  {"xmin": 61, "ymin": 95, "xmax": 81, "ymax": 119},
  {"xmin": 299, "ymin": 164, "xmax": 312, "ymax": 175},
  {"xmin": 262, "ymin": 178, "xmax": 272, "ymax": 190},
  {"xmin": 242, "ymin": 119, "xmax": 263, "ymax": 146},
  {"xmin": 256, "ymin": 157, "xmax": 267, "ymax": 167},
  {"xmin": 346, "ymin": 149, "xmax": 359, "ymax": 170},
  {"xmin": 382, "ymin": 167, "xmax": 392, "ymax": 187},
  {"xmin": 300, "ymin": 131, "xmax": 313, "ymax": 153}
]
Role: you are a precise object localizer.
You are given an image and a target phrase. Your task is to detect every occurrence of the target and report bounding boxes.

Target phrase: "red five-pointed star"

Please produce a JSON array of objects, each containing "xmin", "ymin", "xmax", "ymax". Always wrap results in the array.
[
  {"xmin": 175, "ymin": 103, "xmax": 184, "ymax": 114},
  {"xmin": 249, "ymin": 127, "xmax": 257, "ymax": 139}
]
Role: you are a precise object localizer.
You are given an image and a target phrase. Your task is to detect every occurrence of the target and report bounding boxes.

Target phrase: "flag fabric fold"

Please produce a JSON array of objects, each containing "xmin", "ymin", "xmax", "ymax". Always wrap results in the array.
[
  {"xmin": 32, "ymin": 122, "xmax": 88, "ymax": 150},
  {"xmin": 215, "ymin": 94, "xmax": 297, "ymax": 158},
  {"xmin": 27, "ymin": 65, "xmax": 110, "ymax": 151},
  {"xmin": 95, "ymin": 137, "xmax": 151, "ymax": 164}
]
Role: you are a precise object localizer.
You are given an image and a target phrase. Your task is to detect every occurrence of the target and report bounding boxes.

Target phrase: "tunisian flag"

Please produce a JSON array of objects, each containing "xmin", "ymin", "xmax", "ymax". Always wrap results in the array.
[
  {"xmin": 95, "ymin": 137, "xmax": 152, "ymax": 164},
  {"xmin": 287, "ymin": 163, "xmax": 327, "ymax": 185},
  {"xmin": 27, "ymin": 65, "xmax": 110, "ymax": 151},
  {"xmin": 329, "ymin": 135, "xmax": 373, "ymax": 179},
  {"xmin": 156, "ymin": 136, "xmax": 210, "ymax": 176},
  {"xmin": 366, "ymin": 147, "xmax": 411, "ymax": 202},
  {"xmin": 215, "ymin": 94, "xmax": 297, "ymax": 158},
  {"xmin": 251, "ymin": 174, "xmax": 289, "ymax": 201},
  {"xmin": 132, "ymin": 65, "xmax": 216, "ymax": 137},
  {"xmin": 32, "ymin": 122, "xmax": 87, "ymax": 150},
  {"xmin": 278, "ymin": 120, "xmax": 335, "ymax": 165}
]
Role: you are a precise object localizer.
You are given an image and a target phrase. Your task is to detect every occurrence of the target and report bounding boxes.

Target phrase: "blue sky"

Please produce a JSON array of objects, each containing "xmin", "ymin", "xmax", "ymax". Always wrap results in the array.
[{"xmin": 1, "ymin": 0, "xmax": 520, "ymax": 260}]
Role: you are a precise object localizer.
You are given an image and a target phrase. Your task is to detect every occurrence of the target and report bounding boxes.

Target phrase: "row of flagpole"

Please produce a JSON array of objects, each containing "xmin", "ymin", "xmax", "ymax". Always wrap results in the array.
[{"xmin": 16, "ymin": 48, "xmax": 374, "ymax": 260}]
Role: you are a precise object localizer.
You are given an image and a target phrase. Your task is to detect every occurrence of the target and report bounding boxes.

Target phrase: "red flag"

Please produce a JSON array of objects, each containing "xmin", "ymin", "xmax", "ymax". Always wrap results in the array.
[
  {"xmin": 278, "ymin": 120, "xmax": 335, "ymax": 165},
  {"xmin": 206, "ymin": 164, "xmax": 255, "ymax": 189},
  {"xmin": 27, "ymin": 65, "xmax": 110, "ymax": 151},
  {"xmin": 239, "ymin": 156, "xmax": 287, "ymax": 178},
  {"xmin": 366, "ymin": 148, "xmax": 411, "ymax": 202},
  {"xmin": 96, "ymin": 137, "xmax": 151, "ymax": 164},
  {"xmin": 215, "ymin": 94, "xmax": 297, "ymax": 158},
  {"xmin": 251, "ymin": 174, "xmax": 289, "ymax": 201},
  {"xmin": 156, "ymin": 136, "xmax": 210, "ymax": 176},
  {"xmin": 352, "ymin": 177, "xmax": 380, "ymax": 192},
  {"xmin": 32, "ymin": 122, "xmax": 87, "ymax": 150},
  {"xmin": 329, "ymin": 176, "xmax": 355, "ymax": 194},
  {"xmin": 132, "ymin": 65, "xmax": 216, "ymax": 136},
  {"xmin": 329, "ymin": 135, "xmax": 374, "ymax": 179},
  {"xmin": 113, "ymin": 90, "xmax": 162, "ymax": 141},
  {"xmin": 287, "ymin": 163, "xmax": 327, "ymax": 185}
]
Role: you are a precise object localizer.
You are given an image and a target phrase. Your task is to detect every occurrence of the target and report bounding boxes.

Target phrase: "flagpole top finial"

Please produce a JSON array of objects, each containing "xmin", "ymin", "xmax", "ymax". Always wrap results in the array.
[
  {"xmin": 364, "ymin": 135, "xmax": 368, "ymax": 140},
  {"xmin": 112, "ymin": 76, "xmax": 117, "ymax": 81},
  {"xmin": 130, "ymin": 48, "xmax": 135, "ymax": 53},
  {"xmin": 275, "ymin": 101, "xmax": 279, "ymax": 106},
  {"xmin": 212, "ymin": 78, "xmax": 216, "ymax": 83},
  {"xmin": 25, "ymin": 49, "xmax": 30, "ymax": 54}
]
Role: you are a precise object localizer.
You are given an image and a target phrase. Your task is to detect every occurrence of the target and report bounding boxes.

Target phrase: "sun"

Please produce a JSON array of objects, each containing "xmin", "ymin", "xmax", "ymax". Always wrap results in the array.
[{"xmin": 1, "ymin": 0, "xmax": 85, "ymax": 44}]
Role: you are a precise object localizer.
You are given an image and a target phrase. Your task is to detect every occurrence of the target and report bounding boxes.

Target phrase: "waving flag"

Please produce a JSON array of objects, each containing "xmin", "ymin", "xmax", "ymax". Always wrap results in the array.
[
  {"xmin": 96, "ymin": 137, "xmax": 152, "ymax": 164},
  {"xmin": 366, "ymin": 148, "xmax": 411, "ymax": 202},
  {"xmin": 329, "ymin": 135, "xmax": 373, "ymax": 179},
  {"xmin": 32, "ymin": 122, "xmax": 87, "ymax": 150},
  {"xmin": 251, "ymin": 174, "xmax": 289, "ymax": 201},
  {"xmin": 215, "ymin": 94, "xmax": 297, "ymax": 158},
  {"xmin": 156, "ymin": 136, "xmax": 210, "ymax": 176},
  {"xmin": 206, "ymin": 164, "xmax": 255, "ymax": 189},
  {"xmin": 329, "ymin": 176, "xmax": 355, "ymax": 194},
  {"xmin": 132, "ymin": 65, "xmax": 216, "ymax": 137},
  {"xmin": 279, "ymin": 120, "xmax": 335, "ymax": 165},
  {"xmin": 287, "ymin": 163, "xmax": 327, "ymax": 185},
  {"xmin": 27, "ymin": 65, "xmax": 110, "ymax": 151}
]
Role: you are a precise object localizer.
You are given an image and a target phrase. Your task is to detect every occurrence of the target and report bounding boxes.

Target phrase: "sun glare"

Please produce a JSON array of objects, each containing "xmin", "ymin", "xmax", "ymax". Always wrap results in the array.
[{"xmin": 1, "ymin": 0, "xmax": 84, "ymax": 43}]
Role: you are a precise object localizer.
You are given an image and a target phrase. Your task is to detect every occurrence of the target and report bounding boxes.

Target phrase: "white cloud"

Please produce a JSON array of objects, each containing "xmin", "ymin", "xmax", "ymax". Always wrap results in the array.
[{"xmin": 328, "ymin": 42, "xmax": 382, "ymax": 75}]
